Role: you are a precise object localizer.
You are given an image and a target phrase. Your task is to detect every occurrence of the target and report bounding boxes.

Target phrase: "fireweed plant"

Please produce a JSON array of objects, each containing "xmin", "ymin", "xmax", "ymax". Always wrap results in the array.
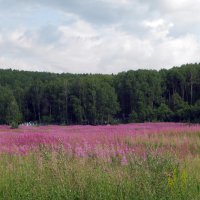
[{"xmin": 0, "ymin": 123, "xmax": 200, "ymax": 199}]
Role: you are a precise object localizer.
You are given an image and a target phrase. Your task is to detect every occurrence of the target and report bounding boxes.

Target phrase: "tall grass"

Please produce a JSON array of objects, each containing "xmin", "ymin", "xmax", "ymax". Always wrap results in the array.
[{"xmin": 0, "ymin": 150, "xmax": 199, "ymax": 200}]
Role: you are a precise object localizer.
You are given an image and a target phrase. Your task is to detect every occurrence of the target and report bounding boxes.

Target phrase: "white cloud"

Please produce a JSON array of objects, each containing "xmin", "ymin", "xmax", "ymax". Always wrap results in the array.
[
  {"xmin": 0, "ymin": 0, "xmax": 200, "ymax": 73},
  {"xmin": 143, "ymin": 18, "xmax": 174, "ymax": 39},
  {"xmin": 147, "ymin": 34, "xmax": 200, "ymax": 68},
  {"xmin": 161, "ymin": 0, "xmax": 199, "ymax": 11}
]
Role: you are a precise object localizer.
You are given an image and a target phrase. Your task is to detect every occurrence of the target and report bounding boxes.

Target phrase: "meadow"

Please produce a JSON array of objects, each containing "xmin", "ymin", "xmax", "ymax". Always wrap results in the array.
[{"xmin": 0, "ymin": 123, "xmax": 200, "ymax": 200}]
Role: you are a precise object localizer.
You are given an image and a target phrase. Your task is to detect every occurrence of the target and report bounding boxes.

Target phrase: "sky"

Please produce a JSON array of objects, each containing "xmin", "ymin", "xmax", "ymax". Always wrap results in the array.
[{"xmin": 0, "ymin": 0, "xmax": 200, "ymax": 74}]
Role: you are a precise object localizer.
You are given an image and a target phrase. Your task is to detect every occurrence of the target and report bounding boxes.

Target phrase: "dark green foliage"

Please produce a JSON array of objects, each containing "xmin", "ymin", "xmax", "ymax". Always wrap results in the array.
[
  {"xmin": 6, "ymin": 98, "xmax": 22, "ymax": 128},
  {"xmin": 1, "ymin": 63, "xmax": 200, "ymax": 125},
  {"xmin": 128, "ymin": 111, "xmax": 138, "ymax": 122},
  {"xmin": 10, "ymin": 122, "xmax": 20, "ymax": 129},
  {"xmin": 0, "ymin": 85, "xmax": 22, "ymax": 127},
  {"xmin": 157, "ymin": 103, "xmax": 173, "ymax": 121}
]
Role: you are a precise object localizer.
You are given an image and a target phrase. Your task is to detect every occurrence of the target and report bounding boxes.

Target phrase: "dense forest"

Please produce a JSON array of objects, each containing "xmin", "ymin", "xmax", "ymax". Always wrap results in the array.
[{"xmin": 1, "ymin": 63, "xmax": 200, "ymax": 127}]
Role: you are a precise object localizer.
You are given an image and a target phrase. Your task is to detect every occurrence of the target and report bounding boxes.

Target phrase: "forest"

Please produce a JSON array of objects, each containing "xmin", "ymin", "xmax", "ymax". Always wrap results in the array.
[{"xmin": 1, "ymin": 63, "xmax": 200, "ymax": 127}]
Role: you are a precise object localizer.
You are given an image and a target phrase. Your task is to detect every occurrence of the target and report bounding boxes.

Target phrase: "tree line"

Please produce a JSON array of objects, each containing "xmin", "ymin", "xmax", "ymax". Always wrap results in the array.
[{"xmin": 1, "ymin": 63, "xmax": 200, "ymax": 127}]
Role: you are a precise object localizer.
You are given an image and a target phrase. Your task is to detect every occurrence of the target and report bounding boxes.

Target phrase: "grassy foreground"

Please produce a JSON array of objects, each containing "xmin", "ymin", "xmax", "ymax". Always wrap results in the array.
[{"xmin": 0, "ymin": 150, "xmax": 200, "ymax": 200}]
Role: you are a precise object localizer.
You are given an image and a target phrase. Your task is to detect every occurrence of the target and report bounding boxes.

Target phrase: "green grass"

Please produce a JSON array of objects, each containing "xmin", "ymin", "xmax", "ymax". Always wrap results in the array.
[{"xmin": 0, "ymin": 151, "xmax": 199, "ymax": 200}]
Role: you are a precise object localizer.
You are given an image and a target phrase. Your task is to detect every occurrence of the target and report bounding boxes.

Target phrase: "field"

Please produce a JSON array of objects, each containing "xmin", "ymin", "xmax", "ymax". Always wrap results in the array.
[{"xmin": 0, "ymin": 123, "xmax": 200, "ymax": 200}]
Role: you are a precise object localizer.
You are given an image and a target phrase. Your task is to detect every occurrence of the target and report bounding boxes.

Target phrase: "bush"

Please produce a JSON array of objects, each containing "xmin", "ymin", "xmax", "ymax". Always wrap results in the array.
[{"xmin": 10, "ymin": 122, "xmax": 19, "ymax": 129}]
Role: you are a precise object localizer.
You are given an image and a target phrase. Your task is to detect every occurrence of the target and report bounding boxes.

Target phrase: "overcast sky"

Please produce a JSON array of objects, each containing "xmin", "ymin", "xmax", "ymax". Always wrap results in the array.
[{"xmin": 0, "ymin": 0, "xmax": 200, "ymax": 74}]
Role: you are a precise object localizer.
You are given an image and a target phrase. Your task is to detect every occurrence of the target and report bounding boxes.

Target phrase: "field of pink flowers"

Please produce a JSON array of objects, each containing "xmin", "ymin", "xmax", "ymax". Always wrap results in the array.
[
  {"xmin": 1, "ymin": 123, "xmax": 200, "ymax": 200},
  {"xmin": 1, "ymin": 122, "xmax": 200, "ymax": 161}
]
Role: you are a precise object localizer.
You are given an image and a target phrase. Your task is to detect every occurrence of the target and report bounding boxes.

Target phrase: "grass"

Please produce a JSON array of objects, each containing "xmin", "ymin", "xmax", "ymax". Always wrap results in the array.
[
  {"xmin": 0, "ymin": 150, "xmax": 199, "ymax": 200},
  {"xmin": 1, "ymin": 124, "xmax": 200, "ymax": 199}
]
